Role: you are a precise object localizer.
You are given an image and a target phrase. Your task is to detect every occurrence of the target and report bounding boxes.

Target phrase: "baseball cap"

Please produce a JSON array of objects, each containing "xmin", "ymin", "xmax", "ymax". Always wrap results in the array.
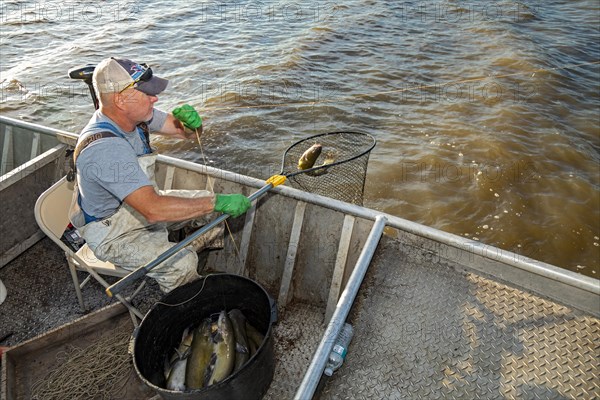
[{"xmin": 93, "ymin": 57, "xmax": 168, "ymax": 96}]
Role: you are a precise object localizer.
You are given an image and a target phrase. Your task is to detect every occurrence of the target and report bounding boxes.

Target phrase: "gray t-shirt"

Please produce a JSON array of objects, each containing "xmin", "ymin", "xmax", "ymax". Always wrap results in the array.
[{"xmin": 76, "ymin": 109, "xmax": 167, "ymax": 219}]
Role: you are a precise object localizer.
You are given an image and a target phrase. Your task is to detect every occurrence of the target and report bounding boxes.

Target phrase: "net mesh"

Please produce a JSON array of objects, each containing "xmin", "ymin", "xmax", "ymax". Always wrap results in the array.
[{"xmin": 282, "ymin": 131, "xmax": 376, "ymax": 205}]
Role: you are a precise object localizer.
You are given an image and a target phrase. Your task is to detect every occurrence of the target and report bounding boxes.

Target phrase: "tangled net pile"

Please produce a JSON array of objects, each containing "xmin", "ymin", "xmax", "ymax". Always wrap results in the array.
[{"xmin": 31, "ymin": 328, "xmax": 132, "ymax": 400}]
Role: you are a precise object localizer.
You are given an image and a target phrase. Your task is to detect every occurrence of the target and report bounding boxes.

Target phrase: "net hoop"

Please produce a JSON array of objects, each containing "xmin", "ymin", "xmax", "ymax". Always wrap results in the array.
[
  {"xmin": 280, "ymin": 131, "xmax": 376, "ymax": 205},
  {"xmin": 281, "ymin": 131, "xmax": 376, "ymax": 175}
]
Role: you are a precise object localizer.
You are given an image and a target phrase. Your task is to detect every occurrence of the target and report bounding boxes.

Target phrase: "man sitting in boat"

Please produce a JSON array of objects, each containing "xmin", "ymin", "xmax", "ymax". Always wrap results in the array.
[{"xmin": 68, "ymin": 57, "xmax": 251, "ymax": 293}]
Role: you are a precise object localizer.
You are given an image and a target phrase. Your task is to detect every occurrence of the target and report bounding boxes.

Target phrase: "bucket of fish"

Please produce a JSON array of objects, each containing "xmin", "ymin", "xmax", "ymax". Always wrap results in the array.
[{"xmin": 132, "ymin": 274, "xmax": 276, "ymax": 400}]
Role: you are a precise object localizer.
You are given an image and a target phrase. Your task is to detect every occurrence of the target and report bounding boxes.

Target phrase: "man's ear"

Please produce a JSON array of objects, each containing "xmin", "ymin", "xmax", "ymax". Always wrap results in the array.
[
  {"xmin": 118, "ymin": 90, "xmax": 140, "ymax": 108},
  {"xmin": 113, "ymin": 92, "xmax": 130, "ymax": 110}
]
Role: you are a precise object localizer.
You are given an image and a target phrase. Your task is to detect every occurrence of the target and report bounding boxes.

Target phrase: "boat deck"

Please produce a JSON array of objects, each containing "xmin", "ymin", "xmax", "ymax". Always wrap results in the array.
[
  {"xmin": 265, "ymin": 237, "xmax": 599, "ymax": 399},
  {"xmin": 320, "ymin": 238, "xmax": 599, "ymax": 399},
  {"xmin": 0, "ymin": 238, "xmax": 162, "ymax": 347},
  {"xmin": 1, "ymin": 236, "xmax": 599, "ymax": 399}
]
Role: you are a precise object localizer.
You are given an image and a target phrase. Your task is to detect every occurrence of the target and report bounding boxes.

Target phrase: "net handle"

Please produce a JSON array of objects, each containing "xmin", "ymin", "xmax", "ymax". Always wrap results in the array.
[
  {"xmin": 280, "ymin": 131, "xmax": 376, "ymax": 178},
  {"xmin": 106, "ymin": 132, "xmax": 375, "ymax": 296}
]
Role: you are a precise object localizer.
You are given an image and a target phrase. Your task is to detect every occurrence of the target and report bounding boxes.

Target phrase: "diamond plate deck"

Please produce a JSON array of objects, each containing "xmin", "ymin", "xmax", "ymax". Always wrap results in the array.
[
  {"xmin": 2, "ymin": 225, "xmax": 598, "ymax": 399},
  {"xmin": 320, "ymin": 239, "xmax": 600, "ymax": 400},
  {"xmin": 265, "ymin": 302, "xmax": 326, "ymax": 400}
]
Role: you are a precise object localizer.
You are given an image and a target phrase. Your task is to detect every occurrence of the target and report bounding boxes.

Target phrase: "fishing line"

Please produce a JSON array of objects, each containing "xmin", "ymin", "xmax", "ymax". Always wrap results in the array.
[
  {"xmin": 191, "ymin": 129, "xmax": 237, "ymax": 311},
  {"xmin": 155, "ymin": 273, "xmax": 211, "ymax": 308},
  {"xmin": 193, "ymin": 127, "xmax": 245, "ymax": 272},
  {"xmin": 199, "ymin": 60, "xmax": 600, "ymax": 112}
]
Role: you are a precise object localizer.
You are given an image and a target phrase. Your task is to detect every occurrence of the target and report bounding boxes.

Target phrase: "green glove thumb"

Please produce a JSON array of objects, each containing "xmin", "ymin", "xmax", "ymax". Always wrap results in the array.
[
  {"xmin": 214, "ymin": 194, "xmax": 251, "ymax": 218},
  {"xmin": 173, "ymin": 104, "xmax": 202, "ymax": 130}
]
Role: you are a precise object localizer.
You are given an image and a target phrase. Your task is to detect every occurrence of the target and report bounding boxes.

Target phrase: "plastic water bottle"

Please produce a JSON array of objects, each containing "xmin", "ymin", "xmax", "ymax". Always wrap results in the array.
[{"xmin": 323, "ymin": 323, "xmax": 354, "ymax": 376}]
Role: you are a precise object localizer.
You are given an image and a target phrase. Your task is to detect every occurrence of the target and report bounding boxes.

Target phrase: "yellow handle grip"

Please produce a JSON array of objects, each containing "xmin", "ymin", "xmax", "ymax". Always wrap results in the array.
[{"xmin": 265, "ymin": 174, "xmax": 287, "ymax": 187}]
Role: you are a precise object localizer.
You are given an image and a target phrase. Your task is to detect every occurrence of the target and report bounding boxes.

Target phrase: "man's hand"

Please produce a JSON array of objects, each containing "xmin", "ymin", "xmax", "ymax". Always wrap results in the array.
[
  {"xmin": 172, "ymin": 104, "xmax": 202, "ymax": 130},
  {"xmin": 214, "ymin": 194, "xmax": 252, "ymax": 217}
]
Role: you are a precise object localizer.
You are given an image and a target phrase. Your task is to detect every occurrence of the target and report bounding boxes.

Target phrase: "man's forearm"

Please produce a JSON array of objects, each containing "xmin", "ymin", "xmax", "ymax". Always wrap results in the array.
[
  {"xmin": 146, "ymin": 193, "xmax": 214, "ymax": 223},
  {"xmin": 125, "ymin": 186, "xmax": 215, "ymax": 223}
]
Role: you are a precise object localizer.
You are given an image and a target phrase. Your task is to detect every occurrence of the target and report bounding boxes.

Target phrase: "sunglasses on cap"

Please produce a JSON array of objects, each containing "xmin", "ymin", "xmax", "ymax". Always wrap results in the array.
[{"xmin": 119, "ymin": 63, "xmax": 153, "ymax": 93}]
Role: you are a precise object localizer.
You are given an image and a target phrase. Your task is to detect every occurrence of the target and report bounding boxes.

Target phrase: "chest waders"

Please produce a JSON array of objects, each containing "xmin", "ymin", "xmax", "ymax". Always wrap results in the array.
[{"xmin": 68, "ymin": 123, "xmax": 219, "ymax": 293}]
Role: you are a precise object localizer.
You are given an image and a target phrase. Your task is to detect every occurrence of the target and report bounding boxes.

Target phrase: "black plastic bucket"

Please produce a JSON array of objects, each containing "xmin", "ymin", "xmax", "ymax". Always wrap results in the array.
[{"xmin": 132, "ymin": 274, "xmax": 276, "ymax": 400}]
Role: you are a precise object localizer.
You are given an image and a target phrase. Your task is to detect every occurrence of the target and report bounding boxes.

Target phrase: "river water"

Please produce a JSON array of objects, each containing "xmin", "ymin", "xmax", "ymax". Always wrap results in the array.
[{"xmin": 1, "ymin": 1, "xmax": 599, "ymax": 277}]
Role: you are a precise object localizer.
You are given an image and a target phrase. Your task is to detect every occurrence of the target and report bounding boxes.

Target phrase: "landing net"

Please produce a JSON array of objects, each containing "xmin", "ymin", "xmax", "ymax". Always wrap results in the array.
[{"xmin": 281, "ymin": 131, "xmax": 376, "ymax": 205}]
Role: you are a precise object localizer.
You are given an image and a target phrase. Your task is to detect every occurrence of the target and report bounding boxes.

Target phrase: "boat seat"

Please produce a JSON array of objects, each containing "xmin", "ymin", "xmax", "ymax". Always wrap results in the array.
[{"xmin": 34, "ymin": 176, "xmax": 144, "ymax": 322}]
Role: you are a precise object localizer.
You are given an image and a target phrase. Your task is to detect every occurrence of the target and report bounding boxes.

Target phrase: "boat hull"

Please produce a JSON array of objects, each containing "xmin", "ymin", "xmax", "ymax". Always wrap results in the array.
[{"xmin": 1, "ymin": 115, "xmax": 598, "ymax": 399}]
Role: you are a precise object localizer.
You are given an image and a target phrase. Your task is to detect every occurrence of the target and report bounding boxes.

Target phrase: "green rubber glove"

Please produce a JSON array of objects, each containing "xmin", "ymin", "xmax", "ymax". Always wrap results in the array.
[
  {"xmin": 172, "ymin": 104, "xmax": 202, "ymax": 130},
  {"xmin": 214, "ymin": 194, "xmax": 251, "ymax": 217}
]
